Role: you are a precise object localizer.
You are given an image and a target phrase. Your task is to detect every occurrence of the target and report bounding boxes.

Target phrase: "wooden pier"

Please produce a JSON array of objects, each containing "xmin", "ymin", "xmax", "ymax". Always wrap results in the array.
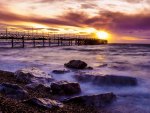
[{"xmin": 0, "ymin": 32, "xmax": 107, "ymax": 48}]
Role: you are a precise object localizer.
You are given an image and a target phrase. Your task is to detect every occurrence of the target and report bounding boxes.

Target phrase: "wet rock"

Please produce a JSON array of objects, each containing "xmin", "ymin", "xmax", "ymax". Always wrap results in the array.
[
  {"xmin": 24, "ymin": 98, "xmax": 63, "ymax": 109},
  {"xmin": 0, "ymin": 70, "xmax": 14, "ymax": 77},
  {"xmin": 52, "ymin": 69, "xmax": 70, "ymax": 74},
  {"xmin": 63, "ymin": 92, "xmax": 116, "ymax": 107},
  {"xmin": 75, "ymin": 74, "xmax": 94, "ymax": 82},
  {"xmin": 15, "ymin": 67, "xmax": 54, "ymax": 84},
  {"xmin": 95, "ymin": 75, "xmax": 137, "ymax": 86},
  {"xmin": 25, "ymin": 83, "xmax": 51, "ymax": 92},
  {"xmin": 64, "ymin": 60, "xmax": 87, "ymax": 69},
  {"xmin": 86, "ymin": 66, "xmax": 93, "ymax": 70},
  {"xmin": 51, "ymin": 80, "xmax": 81, "ymax": 95},
  {"xmin": 75, "ymin": 74, "xmax": 137, "ymax": 86},
  {"xmin": 0, "ymin": 83, "xmax": 28, "ymax": 100}
]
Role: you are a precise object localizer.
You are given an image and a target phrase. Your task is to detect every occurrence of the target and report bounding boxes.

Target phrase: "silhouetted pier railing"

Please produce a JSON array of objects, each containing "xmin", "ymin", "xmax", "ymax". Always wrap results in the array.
[{"xmin": 0, "ymin": 32, "xmax": 107, "ymax": 48}]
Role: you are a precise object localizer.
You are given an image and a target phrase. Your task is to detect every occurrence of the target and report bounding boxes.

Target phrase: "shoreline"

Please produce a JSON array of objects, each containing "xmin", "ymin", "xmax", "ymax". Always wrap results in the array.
[{"xmin": 0, "ymin": 70, "xmax": 110, "ymax": 113}]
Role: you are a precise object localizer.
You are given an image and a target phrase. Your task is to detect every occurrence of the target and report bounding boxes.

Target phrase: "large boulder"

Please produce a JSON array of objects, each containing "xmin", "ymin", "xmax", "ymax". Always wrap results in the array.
[
  {"xmin": 0, "ymin": 83, "xmax": 29, "ymax": 100},
  {"xmin": 24, "ymin": 98, "xmax": 63, "ymax": 109},
  {"xmin": 51, "ymin": 80, "xmax": 81, "ymax": 95},
  {"xmin": 75, "ymin": 74, "xmax": 137, "ymax": 86},
  {"xmin": 64, "ymin": 60, "xmax": 87, "ymax": 69},
  {"xmin": 63, "ymin": 92, "xmax": 116, "ymax": 107},
  {"xmin": 15, "ymin": 67, "xmax": 54, "ymax": 84}
]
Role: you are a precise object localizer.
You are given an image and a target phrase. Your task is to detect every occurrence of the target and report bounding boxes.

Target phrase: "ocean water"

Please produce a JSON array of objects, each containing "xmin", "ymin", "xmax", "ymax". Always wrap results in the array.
[{"xmin": 0, "ymin": 44, "xmax": 150, "ymax": 113}]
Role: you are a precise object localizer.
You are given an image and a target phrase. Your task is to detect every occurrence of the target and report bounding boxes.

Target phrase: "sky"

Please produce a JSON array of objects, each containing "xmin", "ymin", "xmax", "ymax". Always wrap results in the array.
[{"xmin": 0, "ymin": 0, "xmax": 150, "ymax": 43}]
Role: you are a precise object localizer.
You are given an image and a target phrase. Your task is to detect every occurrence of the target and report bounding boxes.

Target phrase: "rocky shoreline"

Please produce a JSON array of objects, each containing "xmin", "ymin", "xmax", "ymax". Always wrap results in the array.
[{"xmin": 0, "ymin": 60, "xmax": 138, "ymax": 113}]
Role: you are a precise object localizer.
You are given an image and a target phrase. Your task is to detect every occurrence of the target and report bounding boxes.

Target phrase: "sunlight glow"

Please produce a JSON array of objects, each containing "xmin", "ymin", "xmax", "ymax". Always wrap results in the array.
[{"xmin": 96, "ymin": 31, "xmax": 109, "ymax": 40}]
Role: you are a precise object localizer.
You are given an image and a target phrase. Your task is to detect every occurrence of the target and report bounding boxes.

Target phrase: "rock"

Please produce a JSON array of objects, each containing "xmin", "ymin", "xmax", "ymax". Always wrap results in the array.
[
  {"xmin": 0, "ymin": 83, "xmax": 29, "ymax": 100},
  {"xmin": 51, "ymin": 81, "xmax": 81, "ymax": 95},
  {"xmin": 75, "ymin": 74, "xmax": 94, "ymax": 82},
  {"xmin": 64, "ymin": 60, "xmax": 87, "ymax": 69},
  {"xmin": 52, "ymin": 69, "xmax": 70, "ymax": 74},
  {"xmin": 75, "ymin": 74, "xmax": 137, "ymax": 86},
  {"xmin": 15, "ymin": 67, "xmax": 54, "ymax": 84},
  {"xmin": 25, "ymin": 83, "xmax": 51, "ymax": 92},
  {"xmin": 63, "ymin": 92, "xmax": 116, "ymax": 107},
  {"xmin": 24, "ymin": 98, "xmax": 63, "ymax": 109},
  {"xmin": 0, "ymin": 70, "xmax": 14, "ymax": 77},
  {"xmin": 98, "ymin": 75, "xmax": 137, "ymax": 86},
  {"xmin": 86, "ymin": 66, "xmax": 93, "ymax": 70}
]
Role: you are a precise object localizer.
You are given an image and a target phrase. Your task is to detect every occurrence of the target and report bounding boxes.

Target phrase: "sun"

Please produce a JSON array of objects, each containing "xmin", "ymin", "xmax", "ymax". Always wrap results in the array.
[{"xmin": 96, "ymin": 31, "xmax": 109, "ymax": 40}]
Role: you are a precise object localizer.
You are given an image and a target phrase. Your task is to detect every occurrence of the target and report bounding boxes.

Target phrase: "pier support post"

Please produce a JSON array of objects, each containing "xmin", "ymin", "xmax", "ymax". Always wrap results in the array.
[
  {"xmin": 33, "ymin": 38, "xmax": 36, "ymax": 47},
  {"xmin": 22, "ymin": 36, "xmax": 24, "ymax": 48},
  {"xmin": 75, "ymin": 39, "xmax": 77, "ymax": 45},
  {"xmin": 78, "ymin": 39, "xmax": 79, "ymax": 46},
  {"xmin": 43, "ymin": 38, "xmax": 45, "ymax": 47},
  {"xmin": 58, "ymin": 38, "xmax": 60, "ymax": 46},
  {"xmin": 68, "ymin": 40, "xmax": 70, "ymax": 46},
  {"xmin": 11, "ymin": 38, "xmax": 14, "ymax": 48},
  {"xmin": 49, "ymin": 38, "xmax": 51, "ymax": 46},
  {"xmin": 60, "ymin": 38, "xmax": 63, "ymax": 46},
  {"xmin": 71, "ymin": 40, "xmax": 72, "ymax": 46}
]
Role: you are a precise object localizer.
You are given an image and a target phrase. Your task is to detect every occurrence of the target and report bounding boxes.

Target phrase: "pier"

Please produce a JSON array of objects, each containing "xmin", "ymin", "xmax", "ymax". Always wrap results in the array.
[{"xmin": 0, "ymin": 30, "xmax": 107, "ymax": 48}]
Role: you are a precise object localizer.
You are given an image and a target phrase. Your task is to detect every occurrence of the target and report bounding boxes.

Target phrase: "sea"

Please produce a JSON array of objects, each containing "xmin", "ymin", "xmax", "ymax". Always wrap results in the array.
[{"xmin": 0, "ymin": 44, "xmax": 150, "ymax": 113}]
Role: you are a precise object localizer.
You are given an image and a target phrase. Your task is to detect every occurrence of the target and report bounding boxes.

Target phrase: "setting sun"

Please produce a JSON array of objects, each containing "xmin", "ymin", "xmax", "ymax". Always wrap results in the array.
[{"xmin": 96, "ymin": 31, "xmax": 109, "ymax": 40}]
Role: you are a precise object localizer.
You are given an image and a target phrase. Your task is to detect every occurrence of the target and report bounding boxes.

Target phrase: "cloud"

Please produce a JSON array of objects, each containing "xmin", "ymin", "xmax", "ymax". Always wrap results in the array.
[
  {"xmin": 0, "ymin": 10, "xmax": 28, "ymax": 22},
  {"xmin": 125, "ymin": 0, "xmax": 142, "ymax": 3},
  {"xmin": 81, "ymin": 3, "xmax": 98, "ymax": 9},
  {"xmin": 47, "ymin": 28, "xmax": 60, "ymax": 31},
  {"xmin": 0, "ymin": 8, "xmax": 150, "ymax": 37},
  {"xmin": 108, "ymin": 12, "xmax": 150, "ymax": 30},
  {"xmin": 125, "ymin": 0, "xmax": 150, "ymax": 3}
]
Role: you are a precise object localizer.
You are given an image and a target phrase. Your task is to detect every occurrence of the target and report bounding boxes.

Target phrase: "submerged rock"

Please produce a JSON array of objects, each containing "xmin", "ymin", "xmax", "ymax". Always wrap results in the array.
[
  {"xmin": 75, "ymin": 74, "xmax": 137, "ymax": 86},
  {"xmin": 63, "ymin": 92, "xmax": 116, "ymax": 107},
  {"xmin": 64, "ymin": 60, "xmax": 87, "ymax": 69},
  {"xmin": 51, "ymin": 80, "xmax": 81, "ymax": 95},
  {"xmin": 0, "ymin": 83, "xmax": 28, "ymax": 100},
  {"xmin": 96, "ymin": 75, "xmax": 137, "ymax": 86},
  {"xmin": 52, "ymin": 69, "xmax": 70, "ymax": 74},
  {"xmin": 15, "ymin": 67, "xmax": 54, "ymax": 84},
  {"xmin": 110, "ymin": 65, "xmax": 129, "ymax": 71},
  {"xmin": 24, "ymin": 98, "xmax": 63, "ymax": 109}
]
